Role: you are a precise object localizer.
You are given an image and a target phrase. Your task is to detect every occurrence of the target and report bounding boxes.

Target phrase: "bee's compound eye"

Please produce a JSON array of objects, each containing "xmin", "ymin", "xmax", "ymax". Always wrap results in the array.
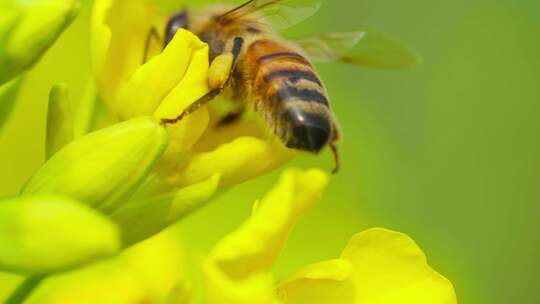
[
  {"xmin": 286, "ymin": 109, "xmax": 331, "ymax": 153},
  {"xmin": 169, "ymin": 11, "xmax": 189, "ymax": 30},
  {"xmin": 164, "ymin": 11, "xmax": 189, "ymax": 46}
]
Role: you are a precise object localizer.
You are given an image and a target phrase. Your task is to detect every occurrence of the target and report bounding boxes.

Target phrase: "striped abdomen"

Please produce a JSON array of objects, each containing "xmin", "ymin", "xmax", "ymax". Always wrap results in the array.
[{"xmin": 244, "ymin": 39, "xmax": 337, "ymax": 153}]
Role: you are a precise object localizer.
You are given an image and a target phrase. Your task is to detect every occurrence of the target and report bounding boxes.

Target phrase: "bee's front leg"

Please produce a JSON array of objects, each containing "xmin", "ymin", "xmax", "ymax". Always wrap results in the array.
[{"xmin": 161, "ymin": 37, "xmax": 244, "ymax": 125}]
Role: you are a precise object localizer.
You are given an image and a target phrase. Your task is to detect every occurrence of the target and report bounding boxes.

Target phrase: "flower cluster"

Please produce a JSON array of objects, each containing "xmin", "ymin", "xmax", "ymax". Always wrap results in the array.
[{"xmin": 0, "ymin": 0, "xmax": 457, "ymax": 303}]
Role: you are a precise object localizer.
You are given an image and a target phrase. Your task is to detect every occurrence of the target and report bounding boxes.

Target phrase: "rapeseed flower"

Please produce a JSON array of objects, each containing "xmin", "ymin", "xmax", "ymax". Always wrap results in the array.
[{"xmin": 0, "ymin": 0, "xmax": 457, "ymax": 303}]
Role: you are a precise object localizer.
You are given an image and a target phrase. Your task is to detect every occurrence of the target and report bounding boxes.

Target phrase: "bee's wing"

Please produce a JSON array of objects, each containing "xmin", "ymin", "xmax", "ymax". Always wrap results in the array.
[
  {"xmin": 217, "ymin": 0, "xmax": 322, "ymax": 30},
  {"xmin": 293, "ymin": 30, "xmax": 422, "ymax": 69}
]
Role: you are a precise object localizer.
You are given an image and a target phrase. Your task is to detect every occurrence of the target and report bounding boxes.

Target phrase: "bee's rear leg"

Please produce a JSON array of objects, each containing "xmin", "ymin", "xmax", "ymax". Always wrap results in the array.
[
  {"xmin": 143, "ymin": 27, "xmax": 161, "ymax": 63},
  {"xmin": 330, "ymin": 142, "xmax": 340, "ymax": 174},
  {"xmin": 161, "ymin": 89, "xmax": 223, "ymax": 125}
]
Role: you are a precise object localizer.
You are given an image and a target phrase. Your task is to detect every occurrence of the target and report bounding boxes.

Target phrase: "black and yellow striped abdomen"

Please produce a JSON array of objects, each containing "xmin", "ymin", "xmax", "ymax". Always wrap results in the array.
[{"xmin": 243, "ymin": 39, "xmax": 337, "ymax": 153}]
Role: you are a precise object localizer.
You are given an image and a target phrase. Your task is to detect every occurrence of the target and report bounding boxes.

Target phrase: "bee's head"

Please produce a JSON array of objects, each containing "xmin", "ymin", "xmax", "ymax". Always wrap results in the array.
[{"xmin": 164, "ymin": 10, "xmax": 190, "ymax": 46}]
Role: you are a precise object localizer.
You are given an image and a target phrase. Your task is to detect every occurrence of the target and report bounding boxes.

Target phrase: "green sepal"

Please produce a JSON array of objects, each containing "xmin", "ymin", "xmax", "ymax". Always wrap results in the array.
[
  {"xmin": 111, "ymin": 174, "xmax": 221, "ymax": 246},
  {"xmin": 0, "ymin": 77, "xmax": 22, "ymax": 130},
  {"xmin": 46, "ymin": 83, "xmax": 74, "ymax": 159}
]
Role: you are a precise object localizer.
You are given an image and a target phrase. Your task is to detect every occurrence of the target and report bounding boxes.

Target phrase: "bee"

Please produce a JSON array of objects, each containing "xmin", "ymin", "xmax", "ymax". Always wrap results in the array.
[{"xmin": 152, "ymin": 0, "xmax": 419, "ymax": 173}]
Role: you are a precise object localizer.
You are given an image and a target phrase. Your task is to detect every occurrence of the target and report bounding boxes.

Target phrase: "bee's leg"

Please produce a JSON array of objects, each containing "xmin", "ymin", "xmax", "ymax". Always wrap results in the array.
[
  {"xmin": 161, "ymin": 37, "xmax": 245, "ymax": 126},
  {"xmin": 143, "ymin": 27, "xmax": 161, "ymax": 63},
  {"xmin": 330, "ymin": 142, "xmax": 341, "ymax": 174},
  {"xmin": 329, "ymin": 127, "xmax": 341, "ymax": 174}
]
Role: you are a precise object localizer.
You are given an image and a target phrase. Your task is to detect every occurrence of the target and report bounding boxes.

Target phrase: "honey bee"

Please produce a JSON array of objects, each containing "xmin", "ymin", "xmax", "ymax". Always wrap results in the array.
[{"xmin": 152, "ymin": 0, "xmax": 419, "ymax": 173}]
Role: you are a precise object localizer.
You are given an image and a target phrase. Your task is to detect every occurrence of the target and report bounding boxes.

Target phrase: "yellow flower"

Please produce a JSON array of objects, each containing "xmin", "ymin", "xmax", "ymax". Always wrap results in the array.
[
  {"xmin": 90, "ymin": 0, "xmax": 295, "ymax": 190},
  {"xmin": 276, "ymin": 229, "xmax": 457, "ymax": 304},
  {"xmin": 200, "ymin": 168, "xmax": 457, "ymax": 304},
  {"xmin": 0, "ymin": 2, "xmax": 458, "ymax": 303},
  {"xmin": 7, "ymin": 168, "xmax": 456, "ymax": 303}
]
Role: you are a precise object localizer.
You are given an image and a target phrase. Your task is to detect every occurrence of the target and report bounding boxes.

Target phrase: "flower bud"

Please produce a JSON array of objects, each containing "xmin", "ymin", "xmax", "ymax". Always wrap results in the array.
[
  {"xmin": 22, "ymin": 117, "xmax": 168, "ymax": 214},
  {"xmin": 0, "ymin": 0, "xmax": 80, "ymax": 85},
  {"xmin": 0, "ymin": 195, "xmax": 120, "ymax": 275}
]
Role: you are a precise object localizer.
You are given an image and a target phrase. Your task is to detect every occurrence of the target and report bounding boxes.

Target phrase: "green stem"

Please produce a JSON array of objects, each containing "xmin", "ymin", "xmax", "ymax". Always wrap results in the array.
[{"xmin": 4, "ymin": 275, "xmax": 45, "ymax": 304}]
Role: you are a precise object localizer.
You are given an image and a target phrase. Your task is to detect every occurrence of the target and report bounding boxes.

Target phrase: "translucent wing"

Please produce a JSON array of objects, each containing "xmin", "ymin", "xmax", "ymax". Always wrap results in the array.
[
  {"xmin": 294, "ymin": 30, "xmax": 422, "ymax": 69},
  {"xmin": 217, "ymin": 0, "xmax": 322, "ymax": 30}
]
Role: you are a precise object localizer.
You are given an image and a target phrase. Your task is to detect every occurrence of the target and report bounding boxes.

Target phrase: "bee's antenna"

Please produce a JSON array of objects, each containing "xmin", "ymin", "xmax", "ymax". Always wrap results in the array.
[{"xmin": 330, "ymin": 142, "xmax": 340, "ymax": 174}]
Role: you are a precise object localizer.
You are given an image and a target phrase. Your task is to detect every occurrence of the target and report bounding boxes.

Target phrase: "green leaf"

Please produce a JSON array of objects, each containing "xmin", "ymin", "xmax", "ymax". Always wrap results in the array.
[
  {"xmin": 22, "ymin": 117, "xmax": 168, "ymax": 214},
  {"xmin": 0, "ymin": 0, "xmax": 80, "ymax": 85},
  {"xmin": 46, "ymin": 83, "xmax": 74, "ymax": 159},
  {"xmin": 0, "ymin": 195, "xmax": 120, "ymax": 275}
]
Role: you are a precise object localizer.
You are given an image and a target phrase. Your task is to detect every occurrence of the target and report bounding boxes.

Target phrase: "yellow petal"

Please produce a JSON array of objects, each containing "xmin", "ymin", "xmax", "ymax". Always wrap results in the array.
[
  {"xmin": 163, "ymin": 281, "xmax": 192, "ymax": 304},
  {"xmin": 153, "ymin": 29, "xmax": 209, "ymax": 119},
  {"xmin": 211, "ymin": 168, "xmax": 329, "ymax": 278},
  {"xmin": 171, "ymin": 136, "xmax": 297, "ymax": 187},
  {"xmin": 26, "ymin": 230, "xmax": 187, "ymax": 304},
  {"xmin": 91, "ymin": 0, "xmax": 159, "ymax": 106},
  {"xmin": 276, "ymin": 259, "xmax": 356, "ymax": 304},
  {"xmin": 202, "ymin": 261, "xmax": 278, "ymax": 304},
  {"xmin": 150, "ymin": 30, "xmax": 211, "ymax": 170},
  {"xmin": 90, "ymin": 0, "xmax": 113, "ymax": 85},
  {"xmin": 201, "ymin": 168, "xmax": 327, "ymax": 303},
  {"xmin": 116, "ymin": 29, "xmax": 209, "ymax": 120},
  {"xmin": 341, "ymin": 228, "xmax": 457, "ymax": 304}
]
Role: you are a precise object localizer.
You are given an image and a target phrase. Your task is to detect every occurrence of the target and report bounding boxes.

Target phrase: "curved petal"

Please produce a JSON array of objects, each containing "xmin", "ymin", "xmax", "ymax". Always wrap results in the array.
[
  {"xmin": 202, "ymin": 261, "xmax": 278, "ymax": 304},
  {"xmin": 200, "ymin": 168, "xmax": 328, "ymax": 303},
  {"xmin": 276, "ymin": 259, "xmax": 356, "ymax": 304},
  {"xmin": 211, "ymin": 168, "xmax": 329, "ymax": 278},
  {"xmin": 341, "ymin": 228, "xmax": 457, "ymax": 304},
  {"xmin": 171, "ymin": 137, "xmax": 297, "ymax": 188},
  {"xmin": 91, "ymin": 0, "xmax": 159, "ymax": 105},
  {"xmin": 117, "ymin": 29, "xmax": 209, "ymax": 120}
]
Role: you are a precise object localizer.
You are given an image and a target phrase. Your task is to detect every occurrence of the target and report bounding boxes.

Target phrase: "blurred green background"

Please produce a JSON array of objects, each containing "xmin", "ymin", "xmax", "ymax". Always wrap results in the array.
[{"xmin": 1, "ymin": 0, "xmax": 539, "ymax": 303}]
